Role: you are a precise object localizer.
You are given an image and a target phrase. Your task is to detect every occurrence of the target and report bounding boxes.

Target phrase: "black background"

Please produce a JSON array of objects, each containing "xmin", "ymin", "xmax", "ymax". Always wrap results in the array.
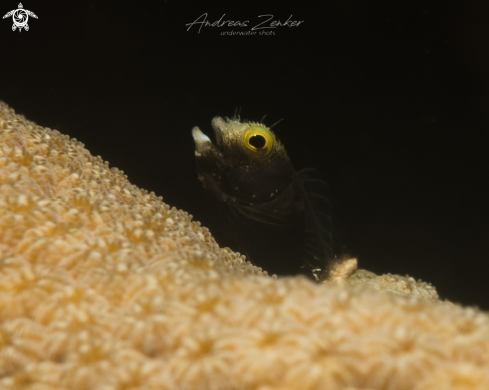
[{"xmin": 2, "ymin": 1, "xmax": 489, "ymax": 309}]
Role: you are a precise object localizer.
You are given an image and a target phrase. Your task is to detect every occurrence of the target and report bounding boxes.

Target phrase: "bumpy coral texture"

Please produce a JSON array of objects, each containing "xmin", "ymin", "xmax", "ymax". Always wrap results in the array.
[{"xmin": 0, "ymin": 101, "xmax": 488, "ymax": 390}]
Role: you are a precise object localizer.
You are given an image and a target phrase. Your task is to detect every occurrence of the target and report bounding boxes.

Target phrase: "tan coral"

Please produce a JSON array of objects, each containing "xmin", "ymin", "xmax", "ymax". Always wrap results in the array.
[{"xmin": 0, "ymin": 101, "xmax": 489, "ymax": 389}]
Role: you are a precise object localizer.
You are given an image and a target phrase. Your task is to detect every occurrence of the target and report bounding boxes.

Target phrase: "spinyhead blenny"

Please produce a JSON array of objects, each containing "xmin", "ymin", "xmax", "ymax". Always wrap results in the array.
[{"xmin": 192, "ymin": 116, "xmax": 334, "ymax": 281}]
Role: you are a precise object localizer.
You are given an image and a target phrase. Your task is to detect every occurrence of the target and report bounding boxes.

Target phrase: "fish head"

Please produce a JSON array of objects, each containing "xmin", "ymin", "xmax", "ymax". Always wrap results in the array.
[{"xmin": 192, "ymin": 117, "xmax": 294, "ymax": 203}]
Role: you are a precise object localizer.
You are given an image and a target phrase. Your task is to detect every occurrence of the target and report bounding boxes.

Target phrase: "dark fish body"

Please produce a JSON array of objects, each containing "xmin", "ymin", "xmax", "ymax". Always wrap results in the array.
[{"xmin": 192, "ymin": 117, "xmax": 333, "ymax": 281}]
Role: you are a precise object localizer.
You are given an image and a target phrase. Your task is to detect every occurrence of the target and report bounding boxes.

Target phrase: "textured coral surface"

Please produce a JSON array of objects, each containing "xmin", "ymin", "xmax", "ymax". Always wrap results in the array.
[{"xmin": 1, "ymin": 101, "xmax": 489, "ymax": 390}]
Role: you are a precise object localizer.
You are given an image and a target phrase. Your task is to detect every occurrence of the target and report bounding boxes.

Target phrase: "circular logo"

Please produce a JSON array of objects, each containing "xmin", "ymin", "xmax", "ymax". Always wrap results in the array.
[{"xmin": 12, "ymin": 9, "xmax": 28, "ymax": 28}]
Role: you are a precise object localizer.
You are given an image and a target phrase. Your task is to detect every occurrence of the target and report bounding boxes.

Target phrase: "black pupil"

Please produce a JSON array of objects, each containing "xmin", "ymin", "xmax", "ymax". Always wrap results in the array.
[{"xmin": 249, "ymin": 135, "xmax": 266, "ymax": 149}]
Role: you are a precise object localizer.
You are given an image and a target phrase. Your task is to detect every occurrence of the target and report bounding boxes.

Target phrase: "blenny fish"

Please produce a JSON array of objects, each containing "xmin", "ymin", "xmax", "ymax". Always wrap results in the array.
[{"xmin": 192, "ymin": 116, "xmax": 334, "ymax": 281}]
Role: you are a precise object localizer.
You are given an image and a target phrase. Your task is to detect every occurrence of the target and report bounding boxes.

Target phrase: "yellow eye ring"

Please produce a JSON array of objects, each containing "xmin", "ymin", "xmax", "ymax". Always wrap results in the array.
[{"xmin": 240, "ymin": 126, "xmax": 273, "ymax": 159}]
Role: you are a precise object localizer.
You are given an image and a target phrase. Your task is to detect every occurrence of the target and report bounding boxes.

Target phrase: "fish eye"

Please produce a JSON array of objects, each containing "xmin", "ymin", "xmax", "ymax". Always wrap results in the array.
[
  {"xmin": 241, "ymin": 126, "xmax": 273, "ymax": 159},
  {"xmin": 249, "ymin": 135, "xmax": 266, "ymax": 149}
]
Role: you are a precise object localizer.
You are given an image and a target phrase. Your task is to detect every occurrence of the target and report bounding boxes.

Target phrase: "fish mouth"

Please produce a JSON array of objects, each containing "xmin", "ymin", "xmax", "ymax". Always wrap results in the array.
[
  {"xmin": 191, "ymin": 127, "xmax": 212, "ymax": 157},
  {"xmin": 191, "ymin": 116, "xmax": 226, "ymax": 156}
]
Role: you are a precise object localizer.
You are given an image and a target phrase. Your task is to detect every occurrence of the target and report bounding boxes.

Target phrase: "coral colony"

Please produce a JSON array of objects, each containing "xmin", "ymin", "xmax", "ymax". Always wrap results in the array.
[{"xmin": 0, "ymin": 102, "xmax": 488, "ymax": 389}]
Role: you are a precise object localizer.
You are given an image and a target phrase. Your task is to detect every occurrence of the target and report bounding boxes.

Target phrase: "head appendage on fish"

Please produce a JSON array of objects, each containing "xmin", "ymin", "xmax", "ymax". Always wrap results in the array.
[{"xmin": 192, "ymin": 116, "xmax": 337, "ymax": 281}]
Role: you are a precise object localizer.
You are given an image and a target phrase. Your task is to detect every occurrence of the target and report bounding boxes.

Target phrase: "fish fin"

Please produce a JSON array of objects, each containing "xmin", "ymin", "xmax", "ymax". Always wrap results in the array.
[
  {"xmin": 230, "ymin": 201, "xmax": 291, "ymax": 227},
  {"xmin": 297, "ymin": 168, "xmax": 334, "ymax": 280}
]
